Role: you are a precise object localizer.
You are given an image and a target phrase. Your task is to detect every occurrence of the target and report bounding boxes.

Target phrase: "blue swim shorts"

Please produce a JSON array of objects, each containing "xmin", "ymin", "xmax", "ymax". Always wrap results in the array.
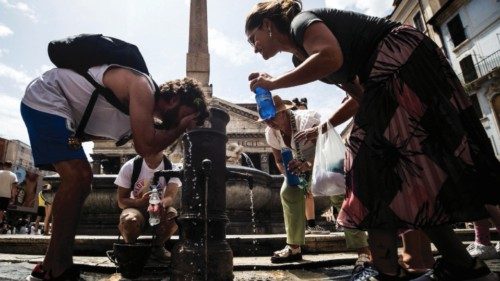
[{"xmin": 20, "ymin": 103, "xmax": 86, "ymax": 170}]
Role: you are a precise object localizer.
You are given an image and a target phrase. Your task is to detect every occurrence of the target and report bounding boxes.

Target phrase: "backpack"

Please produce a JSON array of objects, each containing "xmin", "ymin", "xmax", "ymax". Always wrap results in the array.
[
  {"xmin": 47, "ymin": 34, "xmax": 158, "ymax": 147},
  {"xmin": 130, "ymin": 155, "xmax": 173, "ymax": 189}
]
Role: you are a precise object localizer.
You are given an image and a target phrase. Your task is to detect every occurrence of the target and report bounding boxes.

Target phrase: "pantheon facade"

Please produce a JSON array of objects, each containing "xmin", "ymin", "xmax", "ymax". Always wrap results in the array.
[{"xmin": 90, "ymin": 98, "xmax": 279, "ymax": 175}]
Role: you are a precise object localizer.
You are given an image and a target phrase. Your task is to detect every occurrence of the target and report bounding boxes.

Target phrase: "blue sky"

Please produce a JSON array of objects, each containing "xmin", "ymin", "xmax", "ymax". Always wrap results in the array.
[{"xmin": 0, "ymin": 0, "xmax": 393, "ymax": 157}]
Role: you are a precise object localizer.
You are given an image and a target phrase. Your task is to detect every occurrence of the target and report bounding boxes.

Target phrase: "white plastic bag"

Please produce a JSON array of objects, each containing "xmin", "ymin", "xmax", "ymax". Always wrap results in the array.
[{"xmin": 311, "ymin": 122, "xmax": 346, "ymax": 196}]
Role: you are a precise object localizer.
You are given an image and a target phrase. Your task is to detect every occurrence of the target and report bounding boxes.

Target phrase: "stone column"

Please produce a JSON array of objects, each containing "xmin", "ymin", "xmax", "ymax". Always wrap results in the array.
[
  {"xmin": 91, "ymin": 155, "xmax": 102, "ymax": 174},
  {"xmin": 186, "ymin": 0, "xmax": 212, "ymax": 98},
  {"xmin": 260, "ymin": 153, "xmax": 269, "ymax": 173}
]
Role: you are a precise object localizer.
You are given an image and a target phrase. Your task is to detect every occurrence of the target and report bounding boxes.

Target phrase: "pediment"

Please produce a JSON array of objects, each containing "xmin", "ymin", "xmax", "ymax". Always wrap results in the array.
[{"xmin": 210, "ymin": 97, "xmax": 266, "ymax": 133}]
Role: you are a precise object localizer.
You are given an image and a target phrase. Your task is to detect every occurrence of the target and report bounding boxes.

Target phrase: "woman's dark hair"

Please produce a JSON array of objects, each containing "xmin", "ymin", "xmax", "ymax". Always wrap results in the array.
[
  {"xmin": 156, "ymin": 78, "xmax": 209, "ymax": 126},
  {"xmin": 245, "ymin": 0, "xmax": 302, "ymax": 34}
]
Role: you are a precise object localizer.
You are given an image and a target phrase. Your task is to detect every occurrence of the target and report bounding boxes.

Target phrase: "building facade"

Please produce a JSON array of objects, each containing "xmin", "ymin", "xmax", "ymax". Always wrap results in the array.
[
  {"xmin": 0, "ymin": 138, "xmax": 34, "ymax": 171},
  {"xmin": 428, "ymin": 0, "xmax": 500, "ymax": 158},
  {"xmin": 391, "ymin": 0, "xmax": 500, "ymax": 159},
  {"xmin": 390, "ymin": 0, "xmax": 446, "ymax": 47},
  {"xmin": 0, "ymin": 137, "xmax": 45, "ymax": 212}
]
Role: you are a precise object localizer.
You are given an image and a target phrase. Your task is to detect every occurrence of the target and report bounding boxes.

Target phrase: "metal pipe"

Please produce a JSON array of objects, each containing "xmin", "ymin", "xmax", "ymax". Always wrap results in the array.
[{"xmin": 152, "ymin": 170, "xmax": 184, "ymax": 186}]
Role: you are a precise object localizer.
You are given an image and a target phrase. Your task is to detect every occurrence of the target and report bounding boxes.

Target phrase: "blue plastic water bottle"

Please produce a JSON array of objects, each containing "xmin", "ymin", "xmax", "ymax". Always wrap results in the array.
[
  {"xmin": 281, "ymin": 148, "xmax": 301, "ymax": 186},
  {"xmin": 254, "ymin": 87, "xmax": 276, "ymax": 121}
]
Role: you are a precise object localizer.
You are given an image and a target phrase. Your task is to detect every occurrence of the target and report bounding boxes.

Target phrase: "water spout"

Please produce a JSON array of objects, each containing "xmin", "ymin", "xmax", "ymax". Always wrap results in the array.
[
  {"xmin": 240, "ymin": 152, "xmax": 255, "ymax": 168},
  {"xmin": 226, "ymin": 170, "xmax": 254, "ymax": 190}
]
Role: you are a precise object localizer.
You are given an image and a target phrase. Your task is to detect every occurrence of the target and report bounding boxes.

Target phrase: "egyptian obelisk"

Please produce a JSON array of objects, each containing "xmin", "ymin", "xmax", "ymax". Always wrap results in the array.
[{"xmin": 187, "ymin": 0, "xmax": 212, "ymax": 98}]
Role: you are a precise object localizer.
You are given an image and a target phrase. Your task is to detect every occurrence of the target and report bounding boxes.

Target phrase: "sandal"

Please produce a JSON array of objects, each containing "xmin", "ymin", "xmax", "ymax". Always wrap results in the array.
[{"xmin": 270, "ymin": 245, "xmax": 302, "ymax": 263}]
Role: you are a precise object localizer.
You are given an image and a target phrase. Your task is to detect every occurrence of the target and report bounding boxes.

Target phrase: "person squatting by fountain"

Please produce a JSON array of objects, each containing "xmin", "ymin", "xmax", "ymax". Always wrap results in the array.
[
  {"xmin": 21, "ymin": 65, "xmax": 209, "ymax": 280},
  {"xmin": 245, "ymin": 0, "xmax": 500, "ymax": 280},
  {"xmin": 115, "ymin": 150, "xmax": 181, "ymax": 263}
]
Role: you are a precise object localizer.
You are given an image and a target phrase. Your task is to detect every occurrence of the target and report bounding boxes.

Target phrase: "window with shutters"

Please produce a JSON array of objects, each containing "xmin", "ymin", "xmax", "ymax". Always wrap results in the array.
[
  {"xmin": 447, "ymin": 14, "xmax": 467, "ymax": 46},
  {"xmin": 459, "ymin": 55, "xmax": 478, "ymax": 83}
]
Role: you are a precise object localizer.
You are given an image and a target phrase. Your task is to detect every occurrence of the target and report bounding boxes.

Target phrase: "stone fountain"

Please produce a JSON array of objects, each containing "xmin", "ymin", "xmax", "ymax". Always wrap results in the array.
[
  {"xmin": 39, "ymin": 106, "xmax": 333, "ymax": 280},
  {"xmin": 43, "ymin": 109, "xmax": 331, "ymax": 238},
  {"xmin": 151, "ymin": 107, "xmax": 253, "ymax": 280}
]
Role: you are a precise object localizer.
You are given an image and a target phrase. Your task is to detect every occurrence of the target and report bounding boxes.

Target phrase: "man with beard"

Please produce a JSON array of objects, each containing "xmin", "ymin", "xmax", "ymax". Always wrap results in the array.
[{"xmin": 21, "ymin": 69, "xmax": 208, "ymax": 281}]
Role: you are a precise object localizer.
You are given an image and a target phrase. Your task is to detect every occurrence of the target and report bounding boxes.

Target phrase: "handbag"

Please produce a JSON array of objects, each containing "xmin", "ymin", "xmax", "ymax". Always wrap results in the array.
[{"xmin": 311, "ymin": 122, "xmax": 346, "ymax": 196}]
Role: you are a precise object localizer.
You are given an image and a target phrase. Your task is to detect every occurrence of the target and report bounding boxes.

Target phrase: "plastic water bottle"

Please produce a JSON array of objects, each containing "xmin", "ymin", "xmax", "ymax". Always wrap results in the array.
[
  {"xmin": 281, "ymin": 148, "xmax": 301, "ymax": 186},
  {"xmin": 254, "ymin": 87, "xmax": 276, "ymax": 121},
  {"xmin": 148, "ymin": 187, "xmax": 161, "ymax": 226}
]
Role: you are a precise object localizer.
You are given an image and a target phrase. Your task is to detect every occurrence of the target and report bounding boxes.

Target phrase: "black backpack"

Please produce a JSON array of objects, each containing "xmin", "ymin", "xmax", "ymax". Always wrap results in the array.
[
  {"xmin": 130, "ymin": 155, "xmax": 173, "ymax": 189},
  {"xmin": 48, "ymin": 34, "xmax": 158, "ymax": 147}
]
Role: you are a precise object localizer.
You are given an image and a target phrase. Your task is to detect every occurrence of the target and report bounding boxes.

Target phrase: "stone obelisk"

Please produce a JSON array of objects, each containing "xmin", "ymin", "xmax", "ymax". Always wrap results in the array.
[{"xmin": 187, "ymin": 0, "xmax": 212, "ymax": 99}]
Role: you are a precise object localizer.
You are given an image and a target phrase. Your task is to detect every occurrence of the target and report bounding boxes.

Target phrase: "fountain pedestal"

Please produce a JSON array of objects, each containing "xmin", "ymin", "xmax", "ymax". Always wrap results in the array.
[{"xmin": 171, "ymin": 108, "xmax": 233, "ymax": 281}]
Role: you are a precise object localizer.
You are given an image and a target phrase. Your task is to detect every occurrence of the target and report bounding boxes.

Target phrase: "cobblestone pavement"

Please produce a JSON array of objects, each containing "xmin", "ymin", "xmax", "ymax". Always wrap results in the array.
[
  {"xmin": 0, "ymin": 261, "xmax": 353, "ymax": 281},
  {"xmin": 1, "ymin": 260, "xmax": 499, "ymax": 281}
]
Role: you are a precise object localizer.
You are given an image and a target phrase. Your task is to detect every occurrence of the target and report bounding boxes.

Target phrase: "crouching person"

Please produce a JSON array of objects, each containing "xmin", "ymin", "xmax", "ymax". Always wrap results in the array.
[{"xmin": 115, "ymin": 151, "xmax": 181, "ymax": 263}]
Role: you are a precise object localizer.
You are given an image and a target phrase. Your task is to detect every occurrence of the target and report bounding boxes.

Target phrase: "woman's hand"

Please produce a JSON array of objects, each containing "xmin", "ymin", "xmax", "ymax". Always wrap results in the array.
[
  {"xmin": 288, "ymin": 159, "xmax": 312, "ymax": 175},
  {"xmin": 248, "ymin": 72, "xmax": 275, "ymax": 91},
  {"xmin": 295, "ymin": 126, "xmax": 319, "ymax": 145}
]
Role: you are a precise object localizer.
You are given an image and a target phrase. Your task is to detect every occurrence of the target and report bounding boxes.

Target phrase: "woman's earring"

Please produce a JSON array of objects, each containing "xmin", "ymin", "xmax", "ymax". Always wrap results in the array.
[{"xmin": 268, "ymin": 28, "xmax": 272, "ymax": 38}]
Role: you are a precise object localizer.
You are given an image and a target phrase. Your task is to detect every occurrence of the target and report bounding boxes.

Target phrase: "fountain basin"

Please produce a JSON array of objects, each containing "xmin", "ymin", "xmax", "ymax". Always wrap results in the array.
[{"xmin": 45, "ymin": 167, "xmax": 331, "ymax": 235}]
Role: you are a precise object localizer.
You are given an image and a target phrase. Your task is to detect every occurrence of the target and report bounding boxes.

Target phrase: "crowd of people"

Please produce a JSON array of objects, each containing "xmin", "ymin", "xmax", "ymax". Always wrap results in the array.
[
  {"xmin": 0, "ymin": 164, "xmax": 56, "ymax": 236},
  {"xmin": 2, "ymin": 0, "xmax": 497, "ymax": 280}
]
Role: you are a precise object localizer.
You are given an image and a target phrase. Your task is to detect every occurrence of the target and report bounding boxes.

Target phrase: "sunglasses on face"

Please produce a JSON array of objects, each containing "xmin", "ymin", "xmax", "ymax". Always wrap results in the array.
[{"xmin": 247, "ymin": 24, "xmax": 262, "ymax": 47}]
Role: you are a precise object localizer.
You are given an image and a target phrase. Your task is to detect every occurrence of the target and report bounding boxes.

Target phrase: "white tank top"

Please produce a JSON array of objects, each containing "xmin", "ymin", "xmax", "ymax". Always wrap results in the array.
[{"xmin": 21, "ymin": 65, "xmax": 155, "ymax": 141}]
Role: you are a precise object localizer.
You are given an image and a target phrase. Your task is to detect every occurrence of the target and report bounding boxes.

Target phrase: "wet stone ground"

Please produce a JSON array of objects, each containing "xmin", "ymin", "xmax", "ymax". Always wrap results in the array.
[
  {"xmin": 1, "ymin": 260, "xmax": 498, "ymax": 280},
  {"xmin": 0, "ymin": 261, "xmax": 353, "ymax": 281}
]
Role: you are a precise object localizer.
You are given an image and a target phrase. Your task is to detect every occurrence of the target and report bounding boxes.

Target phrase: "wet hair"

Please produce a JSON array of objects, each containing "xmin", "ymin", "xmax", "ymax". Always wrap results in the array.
[
  {"xmin": 245, "ymin": 0, "xmax": 302, "ymax": 34},
  {"xmin": 156, "ymin": 78, "xmax": 210, "ymax": 126}
]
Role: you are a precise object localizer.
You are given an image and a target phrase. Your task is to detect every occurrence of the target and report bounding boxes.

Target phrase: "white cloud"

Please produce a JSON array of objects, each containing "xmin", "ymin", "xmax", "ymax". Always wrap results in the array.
[
  {"xmin": 0, "ymin": 0, "xmax": 37, "ymax": 21},
  {"xmin": 0, "ymin": 48, "xmax": 9, "ymax": 57},
  {"xmin": 38, "ymin": 64, "xmax": 53, "ymax": 75},
  {"xmin": 325, "ymin": 0, "xmax": 393, "ymax": 17},
  {"xmin": 208, "ymin": 28, "xmax": 253, "ymax": 66},
  {"xmin": 0, "ymin": 93, "xmax": 28, "ymax": 143},
  {"xmin": 0, "ymin": 63, "xmax": 32, "ymax": 89},
  {"xmin": 0, "ymin": 23, "xmax": 13, "ymax": 37}
]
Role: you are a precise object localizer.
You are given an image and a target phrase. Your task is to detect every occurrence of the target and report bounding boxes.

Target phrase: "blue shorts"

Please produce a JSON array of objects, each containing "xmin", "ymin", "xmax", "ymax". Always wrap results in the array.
[{"xmin": 20, "ymin": 103, "xmax": 86, "ymax": 170}]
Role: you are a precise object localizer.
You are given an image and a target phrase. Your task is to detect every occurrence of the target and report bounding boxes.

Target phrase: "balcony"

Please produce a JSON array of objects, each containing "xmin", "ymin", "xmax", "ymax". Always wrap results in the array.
[{"xmin": 456, "ymin": 50, "xmax": 500, "ymax": 85}]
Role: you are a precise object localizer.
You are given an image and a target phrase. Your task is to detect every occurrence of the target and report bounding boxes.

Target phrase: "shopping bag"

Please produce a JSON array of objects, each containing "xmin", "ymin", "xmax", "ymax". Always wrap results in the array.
[{"xmin": 311, "ymin": 122, "xmax": 346, "ymax": 196}]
